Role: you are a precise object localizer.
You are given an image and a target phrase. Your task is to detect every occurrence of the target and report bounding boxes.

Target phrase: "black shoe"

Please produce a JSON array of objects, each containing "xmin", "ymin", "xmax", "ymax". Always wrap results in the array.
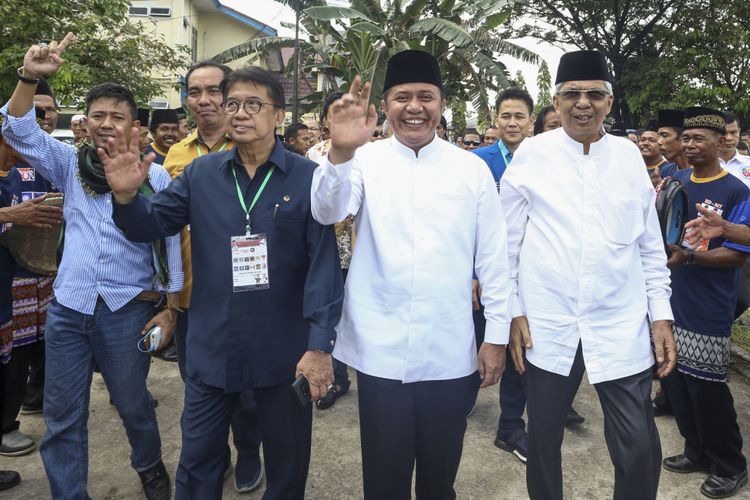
[
  {"xmin": 0, "ymin": 470, "xmax": 20, "ymax": 492},
  {"xmin": 494, "ymin": 431, "xmax": 528, "ymax": 463},
  {"xmin": 663, "ymin": 454, "xmax": 711, "ymax": 474},
  {"xmin": 138, "ymin": 461, "xmax": 171, "ymax": 500},
  {"xmin": 701, "ymin": 470, "xmax": 748, "ymax": 498},
  {"xmin": 316, "ymin": 381, "xmax": 350, "ymax": 410},
  {"xmin": 565, "ymin": 407, "xmax": 585, "ymax": 425},
  {"xmin": 653, "ymin": 401, "xmax": 672, "ymax": 417},
  {"xmin": 153, "ymin": 341, "xmax": 178, "ymax": 362}
]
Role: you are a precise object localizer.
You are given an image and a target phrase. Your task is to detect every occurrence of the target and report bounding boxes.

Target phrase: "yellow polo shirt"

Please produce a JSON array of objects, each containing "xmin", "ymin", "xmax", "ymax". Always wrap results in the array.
[{"xmin": 164, "ymin": 130, "xmax": 233, "ymax": 308}]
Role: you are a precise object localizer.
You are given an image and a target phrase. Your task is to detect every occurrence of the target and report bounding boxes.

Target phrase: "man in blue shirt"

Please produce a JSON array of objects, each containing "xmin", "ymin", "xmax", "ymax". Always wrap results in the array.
[
  {"xmin": 106, "ymin": 67, "xmax": 344, "ymax": 499},
  {"xmin": 2, "ymin": 34, "xmax": 183, "ymax": 500},
  {"xmin": 663, "ymin": 107, "xmax": 749, "ymax": 498}
]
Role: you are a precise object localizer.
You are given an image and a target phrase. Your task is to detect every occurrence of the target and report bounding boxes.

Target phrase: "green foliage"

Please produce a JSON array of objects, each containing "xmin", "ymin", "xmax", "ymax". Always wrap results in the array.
[
  {"xmin": 535, "ymin": 61, "xmax": 552, "ymax": 112},
  {"xmin": 512, "ymin": 0, "xmax": 687, "ymax": 127},
  {"xmin": 450, "ymin": 98, "xmax": 467, "ymax": 138},
  {"xmin": 221, "ymin": 0, "xmax": 539, "ymax": 124},
  {"xmin": 0, "ymin": 0, "xmax": 190, "ymax": 106},
  {"xmin": 513, "ymin": 70, "xmax": 527, "ymax": 90},
  {"xmin": 515, "ymin": 0, "xmax": 750, "ymax": 127}
]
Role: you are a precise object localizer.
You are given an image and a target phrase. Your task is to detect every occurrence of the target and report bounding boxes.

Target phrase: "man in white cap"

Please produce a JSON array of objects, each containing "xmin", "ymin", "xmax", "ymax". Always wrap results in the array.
[{"xmin": 499, "ymin": 49, "xmax": 676, "ymax": 500}]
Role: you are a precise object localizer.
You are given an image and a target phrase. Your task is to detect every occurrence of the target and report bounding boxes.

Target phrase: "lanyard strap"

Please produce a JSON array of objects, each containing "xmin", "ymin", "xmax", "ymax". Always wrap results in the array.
[
  {"xmin": 232, "ymin": 163, "xmax": 275, "ymax": 234},
  {"xmin": 196, "ymin": 140, "xmax": 229, "ymax": 157}
]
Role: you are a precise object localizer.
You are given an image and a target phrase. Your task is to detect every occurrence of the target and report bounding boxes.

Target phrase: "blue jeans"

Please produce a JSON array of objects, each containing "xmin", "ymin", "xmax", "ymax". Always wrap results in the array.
[{"xmin": 40, "ymin": 298, "xmax": 162, "ymax": 499}]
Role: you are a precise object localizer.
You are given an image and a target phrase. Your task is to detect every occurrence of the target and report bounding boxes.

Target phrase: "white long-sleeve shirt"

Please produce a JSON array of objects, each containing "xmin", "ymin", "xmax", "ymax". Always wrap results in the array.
[
  {"xmin": 311, "ymin": 135, "xmax": 512, "ymax": 382},
  {"xmin": 720, "ymin": 149, "xmax": 750, "ymax": 189},
  {"xmin": 499, "ymin": 128, "xmax": 673, "ymax": 384}
]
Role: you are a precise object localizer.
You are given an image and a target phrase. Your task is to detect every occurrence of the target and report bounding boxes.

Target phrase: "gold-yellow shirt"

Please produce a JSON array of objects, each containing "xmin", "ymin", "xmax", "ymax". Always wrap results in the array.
[{"xmin": 163, "ymin": 130, "xmax": 233, "ymax": 308}]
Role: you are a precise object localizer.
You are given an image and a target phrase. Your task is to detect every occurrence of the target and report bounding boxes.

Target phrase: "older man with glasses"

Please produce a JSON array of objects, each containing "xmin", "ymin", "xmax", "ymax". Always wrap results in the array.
[
  {"xmin": 499, "ymin": 50, "xmax": 676, "ymax": 500},
  {"xmin": 106, "ymin": 66, "xmax": 343, "ymax": 499}
]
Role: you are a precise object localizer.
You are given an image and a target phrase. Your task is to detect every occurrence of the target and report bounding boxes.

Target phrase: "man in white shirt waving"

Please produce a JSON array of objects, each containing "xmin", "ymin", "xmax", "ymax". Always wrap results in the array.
[
  {"xmin": 311, "ymin": 50, "xmax": 512, "ymax": 499},
  {"xmin": 499, "ymin": 50, "xmax": 677, "ymax": 500}
]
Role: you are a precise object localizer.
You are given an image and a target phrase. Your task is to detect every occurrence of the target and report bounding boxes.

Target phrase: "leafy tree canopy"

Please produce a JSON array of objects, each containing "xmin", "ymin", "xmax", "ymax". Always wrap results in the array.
[{"xmin": 0, "ymin": 0, "xmax": 190, "ymax": 107}]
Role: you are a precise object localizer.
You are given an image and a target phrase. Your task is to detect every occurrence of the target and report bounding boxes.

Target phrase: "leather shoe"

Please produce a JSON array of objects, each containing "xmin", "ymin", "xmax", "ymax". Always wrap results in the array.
[
  {"xmin": 138, "ymin": 461, "xmax": 170, "ymax": 500},
  {"xmin": 701, "ymin": 470, "xmax": 748, "ymax": 498},
  {"xmin": 0, "ymin": 470, "xmax": 20, "ymax": 492},
  {"xmin": 663, "ymin": 454, "xmax": 710, "ymax": 474},
  {"xmin": 316, "ymin": 381, "xmax": 350, "ymax": 410},
  {"xmin": 565, "ymin": 407, "xmax": 585, "ymax": 425}
]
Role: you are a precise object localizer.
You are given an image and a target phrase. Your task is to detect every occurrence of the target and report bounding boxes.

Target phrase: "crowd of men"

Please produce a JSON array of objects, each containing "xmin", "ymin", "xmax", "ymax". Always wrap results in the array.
[{"xmin": 0, "ymin": 31, "xmax": 749, "ymax": 500}]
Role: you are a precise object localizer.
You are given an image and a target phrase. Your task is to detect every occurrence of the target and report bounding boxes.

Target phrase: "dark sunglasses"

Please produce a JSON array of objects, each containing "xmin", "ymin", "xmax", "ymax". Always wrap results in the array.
[
  {"xmin": 463, "ymin": 140, "xmax": 481, "ymax": 146},
  {"xmin": 557, "ymin": 89, "xmax": 610, "ymax": 102}
]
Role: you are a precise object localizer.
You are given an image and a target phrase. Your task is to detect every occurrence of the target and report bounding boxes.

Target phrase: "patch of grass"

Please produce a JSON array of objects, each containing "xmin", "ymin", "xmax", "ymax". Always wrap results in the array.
[{"xmin": 732, "ymin": 311, "xmax": 750, "ymax": 351}]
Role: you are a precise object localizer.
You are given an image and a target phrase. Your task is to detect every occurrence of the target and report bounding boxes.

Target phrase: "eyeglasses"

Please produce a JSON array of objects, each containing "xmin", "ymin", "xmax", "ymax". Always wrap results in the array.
[
  {"xmin": 557, "ymin": 89, "xmax": 610, "ymax": 102},
  {"xmin": 222, "ymin": 99, "xmax": 281, "ymax": 115},
  {"xmin": 463, "ymin": 140, "xmax": 481, "ymax": 146},
  {"xmin": 372, "ymin": 130, "xmax": 382, "ymax": 137}
]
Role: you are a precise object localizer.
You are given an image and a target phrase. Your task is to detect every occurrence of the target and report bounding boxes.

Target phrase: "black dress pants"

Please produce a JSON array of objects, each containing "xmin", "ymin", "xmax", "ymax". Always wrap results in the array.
[
  {"xmin": 175, "ymin": 377, "xmax": 311, "ymax": 500},
  {"xmin": 356, "ymin": 370, "xmax": 479, "ymax": 500},
  {"xmin": 662, "ymin": 369, "xmax": 746, "ymax": 477},
  {"xmin": 525, "ymin": 344, "xmax": 661, "ymax": 500},
  {"xmin": 1, "ymin": 343, "xmax": 33, "ymax": 433}
]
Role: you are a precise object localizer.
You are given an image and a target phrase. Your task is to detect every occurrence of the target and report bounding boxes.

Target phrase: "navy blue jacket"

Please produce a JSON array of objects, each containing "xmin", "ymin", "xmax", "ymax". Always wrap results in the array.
[
  {"xmin": 472, "ymin": 141, "xmax": 511, "ymax": 185},
  {"xmin": 113, "ymin": 139, "xmax": 344, "ymax": 391}
]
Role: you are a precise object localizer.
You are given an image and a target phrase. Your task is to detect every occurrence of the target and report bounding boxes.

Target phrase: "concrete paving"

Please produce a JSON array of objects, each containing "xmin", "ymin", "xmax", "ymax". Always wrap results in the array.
[{"xmin": 3, "ymin": 359, "xmax": 750, "ymax": 499}]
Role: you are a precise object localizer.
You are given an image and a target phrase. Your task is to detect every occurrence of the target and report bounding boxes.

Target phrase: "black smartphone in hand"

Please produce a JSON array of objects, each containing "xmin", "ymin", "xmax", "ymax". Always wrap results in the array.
[{"xmin": 292, "ymin": 375, "xmax": 311, "ymax": 406}]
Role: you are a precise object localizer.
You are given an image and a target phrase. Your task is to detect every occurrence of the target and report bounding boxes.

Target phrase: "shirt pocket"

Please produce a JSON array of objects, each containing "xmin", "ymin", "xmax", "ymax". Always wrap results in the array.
[{"xmin": 603, "ymin": 202, "xmax": 644, "ymax": 245}]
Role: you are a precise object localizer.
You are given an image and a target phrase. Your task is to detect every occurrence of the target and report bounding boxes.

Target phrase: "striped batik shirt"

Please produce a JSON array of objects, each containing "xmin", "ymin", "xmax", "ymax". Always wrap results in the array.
[{"xmin": 1, "ymin": 105, "xmax": 183, "ymax": 315}]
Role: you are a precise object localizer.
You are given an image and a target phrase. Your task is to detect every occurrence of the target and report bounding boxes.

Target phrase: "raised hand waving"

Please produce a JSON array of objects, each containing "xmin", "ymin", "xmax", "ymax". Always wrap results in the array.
[
  {"xmin": 99, "ymin": 125, "xmax": 155, "ymax": 205},
  {"xmin": 327, "ymin": 75, "xmax": 379, "ymax": 164},
  {"xmin": 22, "ymin": 32, "xmax": 75, "ymax": 79}
]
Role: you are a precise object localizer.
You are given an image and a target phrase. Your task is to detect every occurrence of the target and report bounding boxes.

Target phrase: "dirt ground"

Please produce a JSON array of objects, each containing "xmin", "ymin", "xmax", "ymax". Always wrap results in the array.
[{"xmin": 3, "ymin": 359, "xmax": 750, "ymax": 499}]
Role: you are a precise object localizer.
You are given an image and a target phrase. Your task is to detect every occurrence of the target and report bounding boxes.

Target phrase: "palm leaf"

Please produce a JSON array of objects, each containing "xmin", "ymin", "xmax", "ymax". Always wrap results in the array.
[
  {"xmin": 349, "ymin": 21, "xmax": 387, "ymax": 36},
  {"xmin": 304, "ymin": 6, "xmax": 374, "ymax": 23},
  {"xmin": 211, "ymin": 37, "xmax": 295, "ymax": 64},
  {"xmin": 408, "ymin": 18, "xmax": 474, "ymax": 48}
]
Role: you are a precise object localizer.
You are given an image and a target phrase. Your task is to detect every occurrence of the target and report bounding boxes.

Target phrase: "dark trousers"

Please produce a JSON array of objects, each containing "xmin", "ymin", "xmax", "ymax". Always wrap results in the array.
[
  {"xmin": 334, "ymin": 268, "xmax": 350, "ymax": 387},
  {"xmin": 525, "ymin": 344, "xmax": 661, "ymax": 500},
  {"xmin": 357, "ymin": 370, "xmax": 479, "ymax": 500},
  {"xmin": 174, "ymin": 310, "xmax": 261, "ymax": 469},
  {"xmin": 473, "ymin": 307, "xmax": 526, "ymax": 437},
  {"xmin": 175, "ymin": 377, "xmax": 311, "ymax": 500},
  {"xmin": 662, "ymin": 369, "xmax": 746, "ymax": 477},
  {"xmin": 22, "ymin": 340, "xmax": 44, "ymax": 409},
  {"xmin": 1, "ymin": 343, "xmax": 33, "ymax": 433}
]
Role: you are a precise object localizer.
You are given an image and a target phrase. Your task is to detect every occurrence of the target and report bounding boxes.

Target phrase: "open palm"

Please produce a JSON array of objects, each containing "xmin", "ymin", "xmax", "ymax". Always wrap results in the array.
[
  {"xmin": 329, "ymin": 75, "xmax": 378, "ymax": 154},
  {"xmin": 23, "ymin": 32, "xmax": 74, "ymax": 78},
  {"xmin": 99, "ymin": 125, "xmax": 154, "ymax": 203}
]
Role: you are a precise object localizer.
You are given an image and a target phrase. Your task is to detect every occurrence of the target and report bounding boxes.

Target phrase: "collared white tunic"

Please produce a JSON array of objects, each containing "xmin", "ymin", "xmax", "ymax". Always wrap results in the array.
[
  {"xmin": 311, "ymin": 135, "xmax": 512, "ymax": 383},
  {"xmin": 720, "ymin": 149, "xmax": 750, "ymax": 189},
  {"xmin": 500, "ymin": 128, "xmax": 674, "ymax": 384}
]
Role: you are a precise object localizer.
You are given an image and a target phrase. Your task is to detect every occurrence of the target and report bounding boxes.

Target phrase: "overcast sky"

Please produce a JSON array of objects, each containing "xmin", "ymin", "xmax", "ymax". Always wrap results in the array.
[{"xmin": 223, "ymin": 0, "xmax": 566, "ymax": 104}]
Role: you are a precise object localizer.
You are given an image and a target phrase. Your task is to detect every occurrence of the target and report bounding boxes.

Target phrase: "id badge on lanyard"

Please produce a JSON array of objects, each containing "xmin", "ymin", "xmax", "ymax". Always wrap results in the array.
[
  {"xmin": 231, "ymin": 234, "xmax": 269, "ymax": 291},
  {"xmin": 230, "ymin": 162, "xmax": 275, "ymax": 292}
]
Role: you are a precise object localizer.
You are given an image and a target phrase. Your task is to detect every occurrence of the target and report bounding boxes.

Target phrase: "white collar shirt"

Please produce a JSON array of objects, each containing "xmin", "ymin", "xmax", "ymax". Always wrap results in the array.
[
  {"xmin": 311, "ymin": 135, "xmax": 512, "ymax": 382},
  {"xmin": 720, "ymin": 150, "xmax": 750, "ymax": 189},
  {"xmin": 499, "ymin": 128, "xmax": 673, "ymax": 384}
]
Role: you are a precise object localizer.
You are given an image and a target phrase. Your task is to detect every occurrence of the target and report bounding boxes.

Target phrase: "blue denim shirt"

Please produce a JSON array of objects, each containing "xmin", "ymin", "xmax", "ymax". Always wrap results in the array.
[{"xmin": 113, "ymin": 140, "xmax": 344, "ymax": 391}]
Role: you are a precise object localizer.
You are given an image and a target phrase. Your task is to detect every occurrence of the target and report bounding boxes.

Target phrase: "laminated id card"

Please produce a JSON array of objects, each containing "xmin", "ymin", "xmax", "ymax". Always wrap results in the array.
[{"xmin": 231, "ymin": 234, "xmax": 270, "ymax": 292}]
